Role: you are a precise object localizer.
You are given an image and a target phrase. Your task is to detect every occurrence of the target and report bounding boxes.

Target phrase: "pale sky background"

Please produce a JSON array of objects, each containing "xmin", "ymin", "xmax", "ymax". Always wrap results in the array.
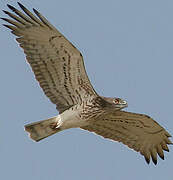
[{"xmin": 0, "ymin": 0, "xmax": 173, "ymax": 179}]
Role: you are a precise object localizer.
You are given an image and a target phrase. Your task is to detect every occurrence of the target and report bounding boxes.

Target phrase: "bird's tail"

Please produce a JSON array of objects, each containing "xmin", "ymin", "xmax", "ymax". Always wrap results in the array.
[{"xmin": 24, "ymin": 116, "xmax": 61, "ymax": 142}]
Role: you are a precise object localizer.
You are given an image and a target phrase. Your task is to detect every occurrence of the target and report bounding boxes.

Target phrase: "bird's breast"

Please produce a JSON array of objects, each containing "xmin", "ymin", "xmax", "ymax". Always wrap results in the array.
[{"xmin": 59, "ymin": 99, "xmax": 105, "ymax": 129}]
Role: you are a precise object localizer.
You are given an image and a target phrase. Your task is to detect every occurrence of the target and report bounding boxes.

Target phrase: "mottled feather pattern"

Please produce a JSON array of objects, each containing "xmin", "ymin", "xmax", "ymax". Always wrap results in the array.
[
  {"xmin": 2, "ymin": 2, "xmax": 97, "ymax": 113},
  {"xmin": 81, "ymin": 111, "xmax": 172, "ymax": 165},
  {"xmin": 2, "ymin": 3, "xmax": 172, "ymax": 165}
]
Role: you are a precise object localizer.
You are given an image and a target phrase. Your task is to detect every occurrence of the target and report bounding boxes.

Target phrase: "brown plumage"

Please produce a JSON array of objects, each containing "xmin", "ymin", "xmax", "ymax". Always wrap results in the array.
[{"xmin": 2, "ymin": 2, "xmax": 172, "ymax": 165}]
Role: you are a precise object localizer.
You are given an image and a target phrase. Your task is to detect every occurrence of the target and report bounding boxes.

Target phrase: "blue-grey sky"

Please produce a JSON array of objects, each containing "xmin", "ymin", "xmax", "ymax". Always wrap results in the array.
[{"xmin": 0, "ymin": 0, "xmax": 173, "ymax": 179}]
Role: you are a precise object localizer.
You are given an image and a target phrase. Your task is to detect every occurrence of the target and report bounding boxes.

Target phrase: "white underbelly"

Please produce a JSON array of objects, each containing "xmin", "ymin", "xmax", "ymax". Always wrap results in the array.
[{"xmin": 59, "ymin": 106, "xmax": 89, "ymax": 129}]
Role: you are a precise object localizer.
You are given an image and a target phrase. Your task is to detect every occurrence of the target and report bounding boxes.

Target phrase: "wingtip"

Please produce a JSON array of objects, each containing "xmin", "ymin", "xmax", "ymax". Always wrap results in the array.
[
  {"xmin": 33, "ymin": 8, "xmax": 39, "ymax": 15},
  {"xmin": 151, "ymin": 156, "xmax": 157, "ymax": 165},
  {"xmin": 2, "ymin": 10, "xmax": 9, "ymax": 15},
  {"xmin": 2, "ymin": 24, "xmax": 10, "ymax": 28},
  {"xmin": 17, "ymin": 2, "xmax": 23, "ymax": 8},
  {"xmin": 164, "ymin": 148, "xmax": 169, "ymax": 152},
  {"xmin": 17, "ymin": 2, "xmax": 22, "ymax": 6},
  {"xmin": 152, "ymin": 159, "xmax": 157, "ymax": 165},
  {"xmin": 165, "ymin": 131, "xmax": 172, "ymax": 138},
  {"xmin": 17, "ymin": 2, "xmax": 26, "ymax": 10},
  {"xmin": 145, "ymin": 157, "xmax": 150, "ymax": 165},
  {"xmin": 0, "ymin": 18, "xmax": 8, "ymax": 22},
  {"xmin": 33, "ymin": 8, "xmax": 42, "ymax": 19},
  {"xmin": 160, "ymin": 155, "xmax": 164, "ymax": 160},
  {"xmin": 7, "ymin": 4, "xmax": 16, "ymax": 11},
  {"xmin": 166, "ymin": 138, "xmax": 173, "ymax": 145}
]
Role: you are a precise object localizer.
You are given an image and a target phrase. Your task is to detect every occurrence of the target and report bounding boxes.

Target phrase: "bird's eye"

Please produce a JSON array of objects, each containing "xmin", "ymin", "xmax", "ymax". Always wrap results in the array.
[{"xmin": 113, "ymin": 99, "xmax": 119, "ymax": 104}]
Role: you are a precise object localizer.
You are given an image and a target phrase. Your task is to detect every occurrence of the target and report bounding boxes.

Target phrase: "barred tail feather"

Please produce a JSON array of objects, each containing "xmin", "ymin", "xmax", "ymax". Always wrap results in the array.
[{"xmin": 24, "ymin": 116, "xmax": 61, "ymax": 142}]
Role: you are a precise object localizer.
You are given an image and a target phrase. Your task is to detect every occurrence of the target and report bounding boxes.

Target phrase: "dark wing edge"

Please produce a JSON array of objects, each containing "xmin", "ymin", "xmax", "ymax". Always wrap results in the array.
[
  {"xmin": 1, "ymin": 3, "xmax": 98, "ymax": 113},
  {"xmin": 81, "ymin": 111, "xmax": 172, "ymax": 165}
]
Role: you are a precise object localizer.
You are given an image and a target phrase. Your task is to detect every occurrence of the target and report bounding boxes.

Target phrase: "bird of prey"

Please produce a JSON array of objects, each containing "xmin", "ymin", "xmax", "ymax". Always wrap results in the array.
[{"xmin": 2, "ymin": 2, "xmax": 172, "ymax": 165}]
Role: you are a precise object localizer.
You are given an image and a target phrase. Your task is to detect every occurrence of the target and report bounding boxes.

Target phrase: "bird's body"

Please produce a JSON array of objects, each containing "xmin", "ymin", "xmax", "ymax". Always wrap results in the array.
[
  {"xmin": 2, "ymin": 2, "xmax": 172, "ymax": 165},
  {"xmin": 25, "ymin": 96, "xmax": 123, "ymax": 141}
]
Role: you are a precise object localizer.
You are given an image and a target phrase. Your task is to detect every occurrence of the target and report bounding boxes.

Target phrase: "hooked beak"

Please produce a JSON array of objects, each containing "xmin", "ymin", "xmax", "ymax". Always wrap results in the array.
[{"xmin": 122, "ymin": 100, "xmax": 128, "ymax": 108}]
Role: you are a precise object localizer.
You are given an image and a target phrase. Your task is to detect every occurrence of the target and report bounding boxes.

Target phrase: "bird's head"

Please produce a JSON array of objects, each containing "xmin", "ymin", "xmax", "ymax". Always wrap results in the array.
[
  {"xmin": 101, "ymin": 97, "xmax": 128, "ymax": 110},
  {"xmin": 112, "ymin": 97, "xmax": 128, "ymax": 109}
]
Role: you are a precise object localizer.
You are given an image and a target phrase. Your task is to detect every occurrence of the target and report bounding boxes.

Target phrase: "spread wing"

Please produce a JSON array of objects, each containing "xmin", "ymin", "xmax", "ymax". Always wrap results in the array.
[
  {"xmin": 81, "ymin": 111, "xmax": 172, "ymax": 165},
  {"xmin": 2, "ymin": 3, "xmax": 98, "ymax": 113}
]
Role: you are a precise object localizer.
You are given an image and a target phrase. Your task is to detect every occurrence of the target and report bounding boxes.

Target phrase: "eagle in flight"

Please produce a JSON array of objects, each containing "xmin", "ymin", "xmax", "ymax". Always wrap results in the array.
[{"xmin": 2, "ymin": 2, "xmax": 172, "ymax": 165}]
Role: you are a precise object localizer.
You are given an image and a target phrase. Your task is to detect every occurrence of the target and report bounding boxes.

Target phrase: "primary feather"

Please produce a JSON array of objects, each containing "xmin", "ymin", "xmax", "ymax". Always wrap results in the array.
[{"xmin": 2, "ymin": 3, "xmax": 172, "ymax": 165}]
